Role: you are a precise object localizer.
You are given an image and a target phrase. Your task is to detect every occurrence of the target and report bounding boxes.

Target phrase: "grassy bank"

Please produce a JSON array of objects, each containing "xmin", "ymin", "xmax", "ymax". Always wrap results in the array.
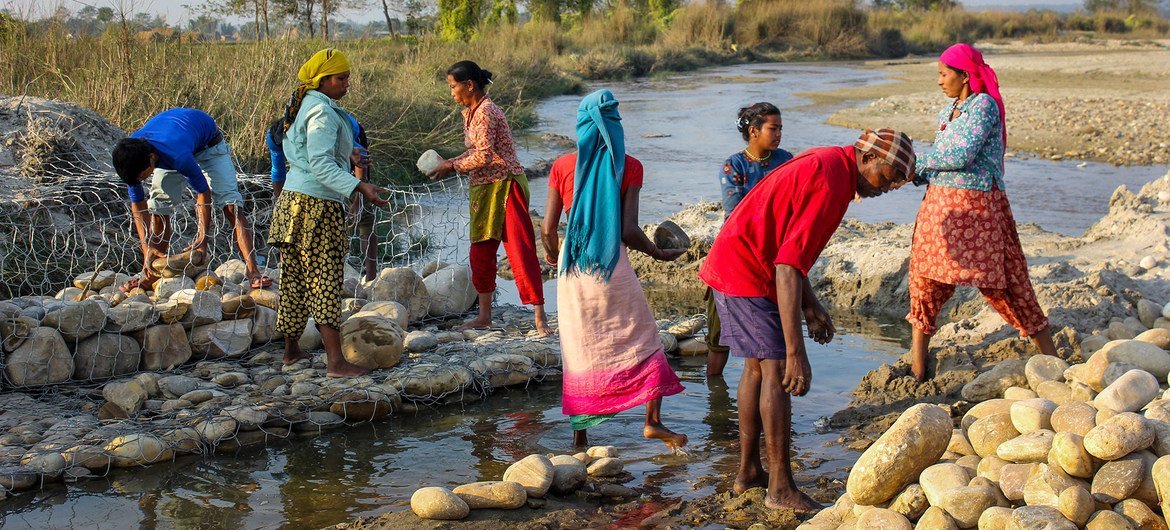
[{"xmin": 2, "ymin": 1, "xmax": 1166, "ymax": 183}]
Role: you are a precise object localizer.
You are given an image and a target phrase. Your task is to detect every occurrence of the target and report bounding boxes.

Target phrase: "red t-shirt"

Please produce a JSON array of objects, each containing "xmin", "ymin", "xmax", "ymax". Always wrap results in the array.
[
  {"xmin": 548, "ymin": 152, "xmax": 644, "ymax": 212},
  {"xmin": 699, "ymin": 146, "xmax": 859, "ymax": 301}
]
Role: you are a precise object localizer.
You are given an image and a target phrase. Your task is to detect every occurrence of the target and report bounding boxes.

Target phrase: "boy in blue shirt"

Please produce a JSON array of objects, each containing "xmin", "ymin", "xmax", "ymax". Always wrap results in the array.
[{"xmin": 111, "ymin": 108, "xmax": 266, "ymax": 291}]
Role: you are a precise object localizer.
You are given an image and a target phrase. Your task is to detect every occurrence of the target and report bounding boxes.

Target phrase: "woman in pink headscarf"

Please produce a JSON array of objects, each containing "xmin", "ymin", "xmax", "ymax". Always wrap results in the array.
[{"xmin": 907, "ymin": 43, "xmax": 1058, "ymax": 382}]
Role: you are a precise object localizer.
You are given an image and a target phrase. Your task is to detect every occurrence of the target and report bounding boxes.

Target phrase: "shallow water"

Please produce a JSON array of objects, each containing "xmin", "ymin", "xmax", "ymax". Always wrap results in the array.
[
  {"xmin": 3, "ymin": 61, "xmax": 1164, "ymax": 529},
  {"xmin": 0, "ymin": 316, "xmax": 906, "ymax": 530}
]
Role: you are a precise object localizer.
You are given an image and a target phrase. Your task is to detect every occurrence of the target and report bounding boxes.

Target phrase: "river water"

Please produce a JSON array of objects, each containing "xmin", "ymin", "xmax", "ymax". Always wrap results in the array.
[{"xmin": 1, "ymin": 61, "xmax": 1163, "ymax": 529}]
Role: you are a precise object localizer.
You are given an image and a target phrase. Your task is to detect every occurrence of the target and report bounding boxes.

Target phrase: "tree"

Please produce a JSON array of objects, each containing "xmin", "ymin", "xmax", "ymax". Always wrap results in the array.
[
  {"xmin": 1084, "ymin": 0, "xmax": 1159, "ymax": 13},
  {"xmin": 527, "ymin": 0, "xmax": 562, "ymax": 22},
  {"xmin": 437, "ymin": 0, "xmax": 481, "ymax": 40},
  {"xmin": 194, "ymin": 0, "xmax": 270, "ymax": 39},
  {"xmin": 380, "ymin": 0, "xmax": 398, "ymax": 35},
  {"xmin": 485, "ymin": 0, "xmax": 518, "ymax": 24}
]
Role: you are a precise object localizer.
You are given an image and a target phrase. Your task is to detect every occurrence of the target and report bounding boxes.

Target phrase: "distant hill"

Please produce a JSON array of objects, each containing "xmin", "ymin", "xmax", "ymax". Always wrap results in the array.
[{"xmin": 960, "ymin": 1, "xmax": 1081, "ymax": 12}]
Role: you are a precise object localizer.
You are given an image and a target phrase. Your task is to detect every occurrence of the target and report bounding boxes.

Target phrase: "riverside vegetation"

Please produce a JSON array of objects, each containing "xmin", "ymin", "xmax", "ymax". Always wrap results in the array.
[{"xmin": 2, "ymin": 0, "xmax": 1168, "ymax": 183}]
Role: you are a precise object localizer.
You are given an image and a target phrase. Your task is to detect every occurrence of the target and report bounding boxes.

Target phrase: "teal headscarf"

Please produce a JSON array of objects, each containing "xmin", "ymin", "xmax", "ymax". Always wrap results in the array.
[{"xmin": 560, "ymin": 89, "xmax": 625, "ymax": 281}]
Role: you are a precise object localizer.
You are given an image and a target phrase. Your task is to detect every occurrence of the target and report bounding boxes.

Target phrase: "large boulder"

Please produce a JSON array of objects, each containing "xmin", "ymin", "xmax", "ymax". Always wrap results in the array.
[
  {"xmin": 340, "ymin": 314, "xmax": 405, "ymax": 369},
  {"xmin": 104, "ymin": 302, "xmax": 157, "ymax": 333},
  {"xmin": 136, "ymin": 323, "xmax": 193, "ymax": 371},
  {"xmin": 41, "ymin": 300, "xmax": 106, "ymax": 342},
  {"xmin": 72, "ymin": 333, "xmax": 141, "ymax": 380},
  {"xmin": 1084, "ymin": 412, "xmax": 1155, "ymax": 460},
  {"xmin": 250, "ymin": 306, "xmax": 281, "ymax": 345},
  {"xmin": 177, "ymin": 290, "xmax": 222, "ymax": 329},
  {"xmin": 410, "ymin": 487, "xmax": 469, "ymax": 520},
  {"xmin": 220, "ymin": 293, "xmax": 256, "ymax": 320},
  {"xmin": 1095, "ymin": 340, "xmax": 1170, "ymax": 380},
  {"xmin": 846, "ymin": 404, "xmax": 951, "ymax": 505},
  {"xmin": 1, "ymin": 315, "xmax": 39, "ymax": 353},
  {"xmin": 1095, "ymin": 369, "xmax": 1160, "ymax": 413},
  {"xmin": 368, "ymin": 267, "xmax": 429, "ymax": 322},
  {"xmin": 502, "ymin": 454, "xmax": 555, "ymax": 498},
  {"xmin": 4, "ymin": 326, "xmax": 73, "ymax": 386},
  {"xmin": 354, "ymin": 302, "xmax": 408, "ymax": 329},
  {"xmin": 423, "ymin": 264, "xmax": 476, "ymax": 317},
  {"xmin": 190, "ymin": 319, "xmax": 253, "ymax": 359},
  {"xmin": 394, "ymin": 363, "xmax": 473, "ymax": 398}
]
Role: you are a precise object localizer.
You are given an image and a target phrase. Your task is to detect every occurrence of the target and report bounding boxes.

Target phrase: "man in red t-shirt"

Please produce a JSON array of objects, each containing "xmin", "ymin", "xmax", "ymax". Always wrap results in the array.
[{"xmin": 699, "ymin": 129, "xmax": 916, "ymax": 512}]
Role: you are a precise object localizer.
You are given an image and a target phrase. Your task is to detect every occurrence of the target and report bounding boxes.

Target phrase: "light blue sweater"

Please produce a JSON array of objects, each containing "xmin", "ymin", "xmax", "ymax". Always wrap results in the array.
[{"xmin": 281, "ymin": 90, "xmax": 359, "ymax": 203}]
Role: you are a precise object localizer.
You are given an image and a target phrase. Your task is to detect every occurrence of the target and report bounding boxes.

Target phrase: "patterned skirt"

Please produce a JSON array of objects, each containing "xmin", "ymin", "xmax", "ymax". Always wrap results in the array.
[
  {"xmin": 910, "ymin": 185, "xmax": 1022, "ymax": 289},
  {"xmin": 268, "ymin": 191, "xmax": 347, "ymax": 332}
]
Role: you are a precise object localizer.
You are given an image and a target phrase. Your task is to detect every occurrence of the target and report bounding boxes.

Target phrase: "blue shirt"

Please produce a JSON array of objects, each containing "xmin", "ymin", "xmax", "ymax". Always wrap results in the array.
[
  {"xmin": 268, "ymin": 112, "xmax": 365, "ymax": 184},
  {"xmin": 718, "ymin": 148, "xmax": 794, "ymax": 214},
  {"xmin": 917, "ymin": 93, "xmax": 1005, "ymax": 191},
  {"xmin": 280, "ymin": 90, "xmax": 361, "ymax": 204},
  {"xmin": 126, "ymin": 108, "xmax": 220, "ymax": 203}
]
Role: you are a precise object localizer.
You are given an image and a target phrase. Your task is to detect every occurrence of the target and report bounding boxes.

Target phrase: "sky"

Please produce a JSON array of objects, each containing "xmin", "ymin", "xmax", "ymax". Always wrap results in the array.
[{"xmin": 16, "ymin": 0, "xmax": 1085, "ymax": 26}]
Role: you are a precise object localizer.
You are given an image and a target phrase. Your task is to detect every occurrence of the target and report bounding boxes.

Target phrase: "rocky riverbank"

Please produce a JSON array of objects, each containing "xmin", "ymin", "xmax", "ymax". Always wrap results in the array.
[{"xmin": 815, "ymin": 40, "xmax": 1170, "ymax": 167}]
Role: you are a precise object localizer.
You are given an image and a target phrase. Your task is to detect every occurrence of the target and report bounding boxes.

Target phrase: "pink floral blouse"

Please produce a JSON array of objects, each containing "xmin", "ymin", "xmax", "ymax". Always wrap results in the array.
[{"xmin": 451, "ymin": 97, "xmax": 524, "ymax": 186}]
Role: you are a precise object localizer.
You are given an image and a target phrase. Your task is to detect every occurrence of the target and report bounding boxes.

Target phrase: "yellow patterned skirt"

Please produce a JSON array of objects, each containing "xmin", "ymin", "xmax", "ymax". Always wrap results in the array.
[{"xmin": 268, "ymin": 191, "xmax": 347, "ymax": 335}]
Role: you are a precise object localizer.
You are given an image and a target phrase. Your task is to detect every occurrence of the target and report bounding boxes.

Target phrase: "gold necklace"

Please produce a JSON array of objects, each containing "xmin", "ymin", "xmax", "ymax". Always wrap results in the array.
[{"xmin": 743, "ymin": 148, "xmax": 771, "ymax": 164}]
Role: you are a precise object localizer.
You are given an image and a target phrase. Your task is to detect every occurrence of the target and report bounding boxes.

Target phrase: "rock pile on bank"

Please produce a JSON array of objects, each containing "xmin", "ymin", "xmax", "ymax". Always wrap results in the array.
[{"xmin": 410, "ymin": 445, "xmax": 636, "ymax": 520}]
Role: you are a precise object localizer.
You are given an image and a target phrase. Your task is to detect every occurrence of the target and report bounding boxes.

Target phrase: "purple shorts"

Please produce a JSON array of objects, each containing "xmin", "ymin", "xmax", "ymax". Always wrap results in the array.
[{"xmin": 712, "ymin": 291, "xmax": 787, "ymax": 360}]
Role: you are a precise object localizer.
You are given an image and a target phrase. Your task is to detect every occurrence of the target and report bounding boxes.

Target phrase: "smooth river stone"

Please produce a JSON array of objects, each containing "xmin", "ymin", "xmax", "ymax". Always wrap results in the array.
[
  {"xmin": 1092, "ymin": 453, "xmax": 1145, "ymax": 503},
  {"xmin": 72, "ymin": 333, "xmax": 141, "ymax": 381},
  {"xmin": 1005, "ymin": 386, "xmax": 1040, "ymax": 400},
  {"xmin": 846, "ymin": 404, "xmax": 951, "ymax": 505},
  {"xmin": 1084, "ymin": 412, "xmax": 1155, "ymax": 460},
  {"xmin": 969, "ymin": 413, "xmax": 1021, "ymax": 458},
  {"xmin": 1113, "ymin": 499, "xmax": 1164, "ymax": 530},
  {"xmin": 587, "ymin": 457, "xmax": 623, "ymax": 477},
  {"xmin": 548, "ymin": 455, "xmax": 587, "ymax": 495},
  {"xmin": 961, "ymin": 359, "xmax": 1027, "ymax": 402},
  {"xmin": 410, "ymin": 487, "xmax": 469, "ymax": 520},
  {"xmin": 855, "ymin": 508, "xmax": 912, "ymax": 530},
  {"xmin": 41, "ymin": 300, "xmax": 105, "ymax": 341},
  {"xmin": 1011, "ymin": 398, "xmax": 1058, "ymax": 434},
  {"xmin": 1050, "ymin": 402, "xmax": 1097, "ymax": 436},
  {"xmin": 936, "ymin": 485, "xmax": 999, "ymax": 528},
  {"xmin": 423, "ymin": 264, "xmax": 477, "ymax": 317},
  {"xmin": 955, "ymin": 455, "xmax": 981, "ymax": 477},
  {"xmin": 1095, "ymin": 368, "xmax": 1160, "ymax": 413},
  {"xmin": 998, "ymin": 430, "xmax": 1056, "ymax": 463},
  {"xmin": 1086, "ymin": 510, "xmax": 1137, "ymax": 530},
  {"xmin": 980, "ymin": 506, "xmax": 1014, "ymax": 529},
  {"xmin": 962, "ymin": 399, "xmax": 1017, "ymax": 431},
  {"xmin": 1026, "ymin": 355, "xmax": 1070, "ymax": 391},
  {"xmin": 916, "ymin": 506, "xmax": 959, "ymax": 529},
  {"xmin": 1024, "ymin": 466, "xmax": 1085, "ymax": 508},
  {"xmin": 920, "ymin": 463, "xmax": 972, "ymax": 506},
  {"xmin": 948, "ymin": 429, "xmax": 977, "ymax": 456},
  {"xmin": 1139, "ymin": 299, "xmax": 1163, "ymax": 328},
  {"xmin": 105, "ymin": 433, "xmax": 173, "ymax": 467},
  {"xmin": 1136, "ymin": 328, "xmax": 1170, "ymax": 350},
  {"xmin": 103, "ymin": 302, "xmax": 157, "ymax": 333},
  {"xmin": 1006, "ymin": 503, "xmax": 1076, "ymax": 528},
  {"xmin": 368, "ymin": 267, "xmax": 429, "ymax": 322},
  {"xmin": 4, "ymin": 326, "xmax": 73, "ymax": 386},
  {"xmin": 1080, "ymin": 335, "xmax": 1110, "ymax": 355},
  {"xmin": 886, "ymin": 483, "xmax": 928, "ymax": 521},
  {"xmin": 1096, "ymin": 339, "xmax": 1170, "ymax": 379},
  {"xmin": 1153, "ymin": 455, "xmax": 1170, "ymax": 517},
  {"xmin": 999, "ymin": 463, "xmax": 1041, "ymax": 502},
  {"xmin": 340, "ymin": 314, "xmax": 405, "ymax": 369},
  {"xmin": 978, "ymin": 455, "xmax": 1009, "ymax": 482},
  {"xmin": 451, "ymin": 481, "xmax": 526, "ymax": 509},
  {"xmin": 1051, "ymin": 432, "xmax": 1097, "ymax": 478},
  {"xmin": 1056, "ymin": 486, "xmax": 1095, "ymax": 527},
  {"xmin": 501, "ymin": 455, "xmax": 554, "ymax": 498},
  {"xmin": 1034, "ymin": 380, "xmax": 1075, "ymax": 404}
]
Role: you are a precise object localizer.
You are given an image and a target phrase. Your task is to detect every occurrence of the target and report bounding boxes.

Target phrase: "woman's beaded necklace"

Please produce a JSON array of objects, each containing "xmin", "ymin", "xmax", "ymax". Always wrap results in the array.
[
  {"xmin": 743, "ymin": 148, "xmax": 771, "ymax": 165},
  {"xmin": 941, "ymin": 97, "xmax": 962, "ymax": 131}
]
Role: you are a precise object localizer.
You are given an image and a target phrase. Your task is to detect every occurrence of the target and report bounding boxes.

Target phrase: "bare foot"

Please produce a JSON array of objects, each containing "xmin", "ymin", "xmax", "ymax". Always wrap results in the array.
[
  {"xmin": 643, "ymin": 423, "xmax": 688, "ymax": 451},
  {"xmin": 460, "ymin": 316, "xmax": 492, "ymax": 330},
  {"xmin": 573, "ymin": 429, "xmax": 588, "ymax": 448},
  {"xmin": 534, "ymin": 319, "xmax": 555, "ymax": 337},
  {"xmin": 764, "ymin": 488, "xmax": 822, "ymax": 514},
  {"xmin": 283, "ymin": 351, "xmax": 312, "ymax": 366},
  {"xmin": 327, "ymin": 359, "xmax": 372, "ymax": 378},
  {"xmin": 733, "ymin": 468, "xmax": 769, "ymax": 495}
]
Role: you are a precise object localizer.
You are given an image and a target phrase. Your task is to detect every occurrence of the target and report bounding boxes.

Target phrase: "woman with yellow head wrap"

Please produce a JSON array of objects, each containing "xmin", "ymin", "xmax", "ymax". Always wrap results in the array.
[{"xmin": 268, "ymin": 48, "xmax": 387, "ymax": 377}]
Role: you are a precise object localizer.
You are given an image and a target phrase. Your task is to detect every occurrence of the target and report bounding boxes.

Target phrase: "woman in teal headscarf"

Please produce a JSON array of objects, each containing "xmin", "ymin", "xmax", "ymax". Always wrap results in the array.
[{"xmin": 541, "ymin": 89, "xmax": 688, "ymax": 449}]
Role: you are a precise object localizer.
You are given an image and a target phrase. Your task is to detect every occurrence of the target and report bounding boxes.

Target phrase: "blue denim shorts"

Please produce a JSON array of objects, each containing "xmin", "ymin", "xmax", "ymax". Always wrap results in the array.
[{"xmin": 712, "ymin": 291, "xmax": 787, "ymax": 360}]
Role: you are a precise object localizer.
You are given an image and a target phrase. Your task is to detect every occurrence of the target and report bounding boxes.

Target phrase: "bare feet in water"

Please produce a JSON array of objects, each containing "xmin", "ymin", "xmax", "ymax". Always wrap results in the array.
[
  {"xmin": 460, "ymin": 315, "xmax": 492, "ymax": 330},
  {"xmin": 733, "ymin": 466, "xmax": 769, "ymax": 495},
  {"xmin": 764, "ymin": 488, "xmax": 822, "ymax": 514},
  {"xmin": 643, "ymin": 423, "xmax": 688, "ymax": 451}
]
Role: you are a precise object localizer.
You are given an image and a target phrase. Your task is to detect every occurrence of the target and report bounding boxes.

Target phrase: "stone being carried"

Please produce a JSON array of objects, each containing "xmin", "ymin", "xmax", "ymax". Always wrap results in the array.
[
  {"xmin": 700, "ymin": 128, "xmax": 917, "ymax": 513},
  {"xmin": 110, "ymin": 108, "xmax": 268, "ymax": 292}
]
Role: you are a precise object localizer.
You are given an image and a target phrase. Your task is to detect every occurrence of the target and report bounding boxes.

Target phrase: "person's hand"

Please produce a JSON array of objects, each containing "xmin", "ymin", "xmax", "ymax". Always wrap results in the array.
[
  {"xmin": 784, "ymin": 349, "xmax": 812, "ymax": 397},
  {"xmin": 357, "ymin": 182, "xmax": 390, "ymax": 207},
  {"xmin": 183, "ymin": 236, "xmax": 208, "ymax": 254},
  {"xmin": 804, "ymin": 304, "xmax": 835, "ymax": 345},
  {"xmin": 351, "ymin": 147, "xmax": 371, "ymax": 169},
  {"xmin": 653, "ymin": 247, "xmax": 686, "ymax": 262},
  {"xmin": 427, "ymin": 160, "xmax": 455, "ymax": 181}
]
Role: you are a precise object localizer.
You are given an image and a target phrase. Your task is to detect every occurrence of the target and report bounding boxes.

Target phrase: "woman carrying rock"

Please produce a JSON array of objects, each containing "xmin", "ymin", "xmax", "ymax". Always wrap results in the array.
[
  {"xmin": 908, "ymin": 43, "xmax": 1058, "ymax": 382},
  {"xmin": 427, "ymin": 60, "xmax": 552, "ymax": 335},
  {"xmin": 269, "ymin": 48, "xmax": 389, "ymax": 377},
  {"xmin": 707, "ymin": 102, "xmax": 795, "ymax": 378},
  {"xmin": 540, "ymin": 89, "xmax": 688, "ymax": 450}
]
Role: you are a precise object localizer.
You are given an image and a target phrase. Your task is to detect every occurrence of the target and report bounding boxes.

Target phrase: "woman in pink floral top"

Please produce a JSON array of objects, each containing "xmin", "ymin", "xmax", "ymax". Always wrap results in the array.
[
  {"xmin": 429, "ymin": 60, "xmax": 551, "ymax": 335},
  {"xmin": 907, "ymin": 43, "xmax": 1058, "ymax": 382}
]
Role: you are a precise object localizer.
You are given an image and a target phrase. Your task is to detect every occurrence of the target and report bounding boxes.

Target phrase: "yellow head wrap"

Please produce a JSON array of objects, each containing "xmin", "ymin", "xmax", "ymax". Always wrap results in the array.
[
  {"xmin": 281, "ymin": 48, "xmax": 351, "ymax": 133},
  {"xmin": 297, "ymin": 48, "xmax": 351, "ymax": 89}
]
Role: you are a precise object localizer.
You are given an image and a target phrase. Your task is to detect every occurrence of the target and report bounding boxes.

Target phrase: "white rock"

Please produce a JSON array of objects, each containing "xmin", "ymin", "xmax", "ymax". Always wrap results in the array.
[
  {"xmin": 369, "ymin": 267, "xmax": 429, "ymax": 322},
  {"xmin": 1084, "ymin": 412, "xmax": 1155, "ymax": 460},
  {"xmin": 404, "ymin": 330, "xmax": 438, "ymax": 352},
  {"xmin": 587, "ymin": 457, "xmax": 623, "ymax": 477},
  {"xmin": 154, "ymin": 276, "xmax": 195, "ymax": 300},
  {"xmin": 548, "ymin": 455, "xmax": 587, "ymax": 495},
  {"xmin": 1095, "ymin": 339, "xmax": 1170, "ymax": 379},
  {"xmin": 103, "ymin": 302, "xmax": 157, "ymax": 333},
  {"xmin": 1026, "ymin": 355, "xmax": 1069, "ymax": 391},
  {"xmin": 356, "ymin": 301, "xmax": 409, "ymax": 329},
  {"xmin": 423, "ymin": 264, "xmax": 476, "ymax": 317},
  {"xmin": 214, "ymin": 259, "xmax": 248, "ymax": 284},
  {"xmin": 190, "ymin": 319, "xmax": 252, "ymax": 359},
  {"xmin": 452, "ymin": 481, "xmax": 526, "ymax": 509},
  {"xmin": 250, "ymin": 305, "xmax": 282, "ymax": 345},
  {"xmin": 1140, "ymin": 255, "xmax": 1159, "ymax": 270},
  {"xmin": 502, "ymin": 455, "xmax": 554, "ymax": 498},
  {"xmin": 410, "ymin": 487, "xmax": 469, "ymax": 520},
  {"xmin": 1095, "ymin": 369, "xmax": 1160, "ymax": 413}
]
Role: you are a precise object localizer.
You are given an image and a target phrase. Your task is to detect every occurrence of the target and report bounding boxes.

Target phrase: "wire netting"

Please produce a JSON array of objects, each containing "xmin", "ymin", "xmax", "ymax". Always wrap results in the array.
[{"xmin": 0, "ymin": 96, "xmax": 564, "ymax": 493}]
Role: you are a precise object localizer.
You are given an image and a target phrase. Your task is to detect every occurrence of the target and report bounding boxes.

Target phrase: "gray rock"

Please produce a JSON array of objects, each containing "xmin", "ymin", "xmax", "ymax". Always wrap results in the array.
[
  {"xmin": 1139, "ymin": 299, "xmax": 1163, "ymax": 329},
  {"xmin": 404, "ymin": 330, "xmax": 439, "ymax": 352},
  {"xmin": 4, "ymin": 326, "xmax": 73, "ymax": 386},
  {"xmin": 250, "ymin": 305, "xmax": 281, "ymax": 345},
  {"xmin": 154, "ymin": 276, "xmax": 195, "ymax": 300},
  {"xmin": 190, "ymin": 319, "xmax": 252, "ymax": 359},
  {"xmin": 549, "ymin": 454, "xmax": 587, "ymax": 494},
  {"xmin": 103, "ymin": 379, "xmax": 149, "ymax": 414},
  {"xmin": 368, "ymin": 267, "xmax": 429, "ymax": 322},
  {"xmin": 502, "ymin": 454, "xmax": 555, "ymax": 498},
  {"xmin": 137, "ymin": 324, "xmax": 192, "ymax": 371},
  {"xmin": 103, "ymin": 302, "xmax": 157, "ymax": 333},
  {"xmin": 72, "ymin": 333, "xmax": 141, "ymax": 381},
  {"xmin": 961, "ymin": 359, "xmax": 1027, "ymax": 402},
  {"xmin": 41, "ymin": 300, "xmax": 105, "ymax": 342},
  {"xmin": 423, "ymin": 264, "xmax": 476, "ymax": 317},
  {"xmin": 158, "ymin": 375, "xmax": 201, "ymax": 399},
  {"xmin": 1, "ymin": 315, "xmax": 39, "ymax": 353}
]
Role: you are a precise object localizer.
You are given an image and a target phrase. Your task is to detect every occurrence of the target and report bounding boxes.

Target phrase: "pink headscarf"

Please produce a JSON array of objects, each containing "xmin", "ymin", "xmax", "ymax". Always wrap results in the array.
[{"xmin": 939, "ymin": 43, "xmax": 1006, "ymax": 145}]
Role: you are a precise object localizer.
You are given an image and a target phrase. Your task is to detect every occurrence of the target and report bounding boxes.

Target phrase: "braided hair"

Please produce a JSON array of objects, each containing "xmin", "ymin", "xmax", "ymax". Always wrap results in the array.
[{"xmin": 736, "ymin": 102, "xmax": 781, "ymax": 142}]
